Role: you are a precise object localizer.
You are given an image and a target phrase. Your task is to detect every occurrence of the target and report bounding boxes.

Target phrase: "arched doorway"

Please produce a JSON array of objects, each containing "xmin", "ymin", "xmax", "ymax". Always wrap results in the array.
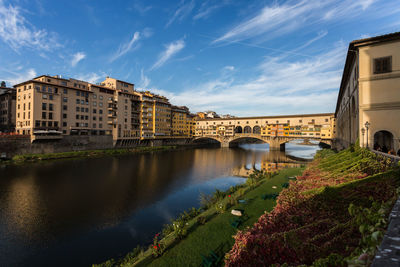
[
  {"xmin": 253, "ymin": 125, "xmax": 261, "ymax": 134},
  {"xmin": 244, "ymin": 126, "xmax": 252, "ymax": 133},
  {"xmin": 374, "ymin": 130, "xmax": 394, "ymax": 152},
  {"xmin": 235, "ymin": 126, "xmax": 242, "ymax": 133}
]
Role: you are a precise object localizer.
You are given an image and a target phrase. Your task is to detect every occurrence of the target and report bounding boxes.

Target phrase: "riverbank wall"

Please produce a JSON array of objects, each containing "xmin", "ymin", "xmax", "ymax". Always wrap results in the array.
[{"xmin": 0, "ymin": 135, "xmax": 193, "ymax": 159}]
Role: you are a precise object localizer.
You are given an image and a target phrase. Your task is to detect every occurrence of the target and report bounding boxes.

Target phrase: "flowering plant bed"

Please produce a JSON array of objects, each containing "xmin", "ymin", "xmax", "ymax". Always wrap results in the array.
[{"xmin": 225, "ymin": 147, "xmax": 399, "ymax": 266}]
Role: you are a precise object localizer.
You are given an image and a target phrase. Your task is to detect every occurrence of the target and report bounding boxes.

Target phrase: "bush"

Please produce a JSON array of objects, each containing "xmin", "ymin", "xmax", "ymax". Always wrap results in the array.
[{"xmin": 197, "ymin": 216, "xmax": 207, "ymax": 225}]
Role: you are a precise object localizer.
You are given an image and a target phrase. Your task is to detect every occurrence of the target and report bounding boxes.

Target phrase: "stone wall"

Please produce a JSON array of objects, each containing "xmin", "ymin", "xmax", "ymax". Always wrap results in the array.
[{"xmin": 0, "ymin": 135, "xmax": 193, "ymax": 159}]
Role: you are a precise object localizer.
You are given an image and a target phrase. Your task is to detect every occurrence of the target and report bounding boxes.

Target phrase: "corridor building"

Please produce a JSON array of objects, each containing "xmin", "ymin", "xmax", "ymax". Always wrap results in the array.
[{"xmin": 335, "ymin": 32, "xmax": 400, "ymax": 151}]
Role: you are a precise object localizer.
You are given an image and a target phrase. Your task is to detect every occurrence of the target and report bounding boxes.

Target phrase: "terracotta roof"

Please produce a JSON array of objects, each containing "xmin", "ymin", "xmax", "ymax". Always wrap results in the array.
[{"xmin": 196, "ymin": 113, "xmax": 334, "ymax": 121}]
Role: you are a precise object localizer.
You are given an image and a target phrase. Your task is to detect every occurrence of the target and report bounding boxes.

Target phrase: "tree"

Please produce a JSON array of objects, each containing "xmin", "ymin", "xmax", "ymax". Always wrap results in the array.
[{"xmin": 0, "ymin": 81, "xmax": 5, "ymax": 87}]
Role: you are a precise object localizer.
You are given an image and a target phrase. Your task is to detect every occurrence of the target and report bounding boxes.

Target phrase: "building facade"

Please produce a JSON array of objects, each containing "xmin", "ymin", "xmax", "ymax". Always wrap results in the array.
[
  {"xmin": 195, "ymin": 113, "xmax": 335, "ymax": 140},
  {"xmin": 14, "ymin": 75, "xmax": 191, "ymax": 142},
  {"xmin": 335, "ymin": 32, "xmax": 400, "ymax": 152},
  {"xmin": 0, "ymin": 86, "xmax": 16, "ymax": 133}
]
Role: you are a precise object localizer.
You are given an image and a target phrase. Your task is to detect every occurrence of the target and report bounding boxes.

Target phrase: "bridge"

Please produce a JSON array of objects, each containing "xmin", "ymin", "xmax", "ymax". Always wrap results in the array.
[
  {"xmin": 194, "ymin": 113, "xmax": 335, "ymax": 150},
  {"xmin": 193, "ymin": 133, "xmax": 332, "ymax": 150}
]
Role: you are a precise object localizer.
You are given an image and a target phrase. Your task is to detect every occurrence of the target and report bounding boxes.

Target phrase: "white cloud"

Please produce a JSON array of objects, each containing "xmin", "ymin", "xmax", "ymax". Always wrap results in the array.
[
  {"xmin": 213, "ymin": 0, "xmax": 377, "ymax": 44},
  {"xmin": 75, "ymin": 72, "xmax": 105, "ymax": 84},
  {"xmin": 71, "ymin": 52, "xmax": 86, "ymax": 67},
  {"xmin": 193, "ymin": 0, "xmax": 230, "ymax": 20},
  {"xmin": 4, "ymin": 68, "xmax": 37, "ymax": 85},
  {"xmin": 150, "ymin": 39, "xmax": 185, "ymax": 70},
  {"xmin": 166, "ymin": 0, "xmax": 195, "ymax": 27},
  {"xmin": 0, "ymin": 1, "xmax": 60, "ymax": 52},
  {"xmin": 223, "ymin": 66, "xmax": 235, "ymax": 71},
  {"xmin": 152, "ymin": 44, "xmax": 346, "ymax": 116},
  {"xmin": 140, "ymin": 68, "xmax": 150, "ymax": 88},
  {"xmin": 110, "ymin": 32, "xmax": 141, "ymax": 62},
  {"xmin": 110, "ymin": 29, "xmax": 152, "ymax": 62}
]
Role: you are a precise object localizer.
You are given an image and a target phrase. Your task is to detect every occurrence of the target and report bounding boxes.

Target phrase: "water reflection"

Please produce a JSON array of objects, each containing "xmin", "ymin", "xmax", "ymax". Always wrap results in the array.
[{"xmin": 0, "ymin": 142, "xmax": 320, "ymax": 266}]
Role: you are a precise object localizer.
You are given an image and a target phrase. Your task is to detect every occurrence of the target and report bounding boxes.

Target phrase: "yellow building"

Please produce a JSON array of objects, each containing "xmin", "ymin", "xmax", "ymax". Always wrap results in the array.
[{"xmin": 335, "ymin": 32, "xmax": 400, "ymax": 151}]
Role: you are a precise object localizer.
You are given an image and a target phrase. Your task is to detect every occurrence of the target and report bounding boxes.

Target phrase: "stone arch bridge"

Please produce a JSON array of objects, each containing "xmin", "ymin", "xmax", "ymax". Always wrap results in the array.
[{"xmin": 193, "ymin": 133, "xmax": 332, "ymax": 151}]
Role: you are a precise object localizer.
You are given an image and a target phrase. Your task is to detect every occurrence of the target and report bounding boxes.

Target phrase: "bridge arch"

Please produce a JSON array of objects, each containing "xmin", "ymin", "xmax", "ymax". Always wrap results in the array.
[
  {"xmin": 244, "ymin": 126, "xmax": 252, "ymax": 134},
  {"xmin": 253, "ymin": 125, "xmax": 261, "ymax": 134},
  {"xmin": 234, "ymin": 126, "xmax": 242, "ymax": 133}
]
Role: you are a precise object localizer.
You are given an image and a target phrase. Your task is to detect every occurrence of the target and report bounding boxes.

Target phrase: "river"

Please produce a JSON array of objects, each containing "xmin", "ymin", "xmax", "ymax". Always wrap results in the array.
[{"xmin": 0, "ymin": 142, "xmax": 320, "ymax": 266}]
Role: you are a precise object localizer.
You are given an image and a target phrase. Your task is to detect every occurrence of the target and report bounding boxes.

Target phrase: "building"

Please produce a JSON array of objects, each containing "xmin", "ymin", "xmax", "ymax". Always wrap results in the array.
[
  {"xmin": 335, "ymin": 32, "xmax": 400, "ymax": 152},
  {"xmin": 0, "ymin": 85, "xmax": 16, "ymax": 133},
  {"xmin": 196, "ymin": 113, "xmax": 335, "ymax": 140}
]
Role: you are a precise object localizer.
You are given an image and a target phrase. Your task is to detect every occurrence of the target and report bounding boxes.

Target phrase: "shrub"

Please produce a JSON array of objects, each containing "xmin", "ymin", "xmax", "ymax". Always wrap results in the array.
[{"xmin": 197, "ymin": 216, "xmax": 207, "ymax": 225}]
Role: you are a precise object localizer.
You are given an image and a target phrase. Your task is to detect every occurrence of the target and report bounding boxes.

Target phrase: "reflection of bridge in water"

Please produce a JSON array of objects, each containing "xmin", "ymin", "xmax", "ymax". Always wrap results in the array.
[{"xmin": 231, "ymin": 150, "xmax": 308, "ymax": 177}]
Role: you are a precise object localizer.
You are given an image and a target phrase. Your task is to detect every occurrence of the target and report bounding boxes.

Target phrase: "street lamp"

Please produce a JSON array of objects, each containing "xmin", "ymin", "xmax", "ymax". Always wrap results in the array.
[
  {"xmin": 364, "ymin": 121, "xmax": 370, "ymax": 149},
  {"xmin": 361, "ymin": 128, "xmax": 365, "ymax": 147}
]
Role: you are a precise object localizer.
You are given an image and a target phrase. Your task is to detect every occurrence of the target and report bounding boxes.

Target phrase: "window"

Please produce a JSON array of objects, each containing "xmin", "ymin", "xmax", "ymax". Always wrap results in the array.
[
  {"xmin": 99, "ymin": 95, "xmax": 103, "ymax": 100},
  {"xmin": 85, "ymin": 108, "xmax": 88, "ymax": 112},
  {"xmin": 93, "ymin": 116, "xmax": 96, "ymax": 121},
  {"xmin": 63, "ymin": 88, "xmax": 68, "ymax": 94},
  {"xmin": 93, "ymin": 109, "xmax": 97, "ymax": 113},
  {"xmin": 76, "ymin": 107, "xmax": 80, "ymax": 112},
  {"xmin": 81, "ymin": 100, "xmax": 84, "ymax": 105},
  {"xmin": 42, "ymin": 112, "xmax": 46, "ymax": 119},
  {"xmin": 325, "ymin": 119, "xmax": 328, "ymax": 122},
  {"xmin": 99, "ymin": 117, "xmax": 103, "ymax": 121},
  {"xmin": 63, "ymin": 114, "xmax": 67, "ymax": 119},
  {"xmin": 374, "ymin": 56, "xmax": 392, "ymax": 74},
  {"xmin": 99, "ymin": 109, "xmax": 103, "ymax": 114},
  {"xmin": 63, "ymin": 122, "xmax": 67, "ymax": 127},
  {"xmin": 49, "ymin": 113, "xmax": 53, "ymax": 119},
  {"xmin": 49, "ymin": 94, "xmax": 53, "ymax": 100},
  {"xmin": 76, "ymin": 99, "xmax": 80, "ymax": 104},
  {"xmin": 48, "ymin": 121, "xmax": 53, "ymax": 127},
  {"xmin": 299, "ymin": 120, "xmax": 302, "ymax": 123},
  {"xmin": 35, "ymin": 121, "xmax": 40, "ymax": 127},
  {"xmin": 43, "ymin": 94, "xmax": 48, "ymax": 99},
  {"xmin": 42, "ymin": 121, "xmax": 46, "ymax": 127},
  {"xmin": 76, "ymin": 115, "xmax": 80, "ymax": 119},
  {"xmin": 99, "ymin": 102, "xmax": 103, "ymax": 107},
  {"xmin": 93, "ymin": 102, "xmax": 97, "ymax": 106},
  {"xmin": 63, "ymin": 97, "xmax": 68, "ymax": 103},
  {"xmin": 81, "ymin": 107, "xmax": 85, "ymax": 112},
  {"xmin": 93, "ymin": 123, "xmax": 96, "ymax": 128},
  {"xmin": 85, "ymin": 116, "xmax": 88, "ymax": 120},
  {"xmin": 49, "ymin": 104, "xmax": 53, "ymax": 111},
  {"xmin": 99, "ymin": 123, "xmax": 103, "ymax": 128},
  {"xmin": 42, "ymin": 103, "xmax": 47, "ymax": 110},
  {"xmin": 63, "ymin": 105, "xmax": 67, "ymax": 110},
  {"xmin": 93, "ymin": 94, "xmax": 97, "ymax": 99},
  {"xmin": 76, "ymin": 91, "xmax": 80, "ymax": 96}
]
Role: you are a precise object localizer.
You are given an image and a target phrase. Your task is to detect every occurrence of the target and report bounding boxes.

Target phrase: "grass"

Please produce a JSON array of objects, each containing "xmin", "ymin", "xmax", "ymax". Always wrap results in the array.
[
  {"xmin": 9, "ymin": 145, "xmax": 177, "ymax": 164},
  {"xmin": 110, "ymin": 167, "xmax": 304, "ymax": 267}
]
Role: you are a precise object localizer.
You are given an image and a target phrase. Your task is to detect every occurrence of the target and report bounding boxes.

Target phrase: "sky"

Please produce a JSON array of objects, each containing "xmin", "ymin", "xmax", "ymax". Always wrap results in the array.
[{"xmin": 0, "ymin": 0, "xmax": 399, "ymax": 116}]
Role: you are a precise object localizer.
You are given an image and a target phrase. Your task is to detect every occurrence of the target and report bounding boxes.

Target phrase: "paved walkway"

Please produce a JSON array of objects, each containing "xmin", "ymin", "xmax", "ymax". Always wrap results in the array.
[{"xmin": 372, "ymin": 197, "xmax": 400, "ymax": 266}]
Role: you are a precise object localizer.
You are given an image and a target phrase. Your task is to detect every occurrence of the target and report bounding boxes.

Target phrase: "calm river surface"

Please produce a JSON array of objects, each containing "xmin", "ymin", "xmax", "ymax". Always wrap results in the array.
[{"xmin": 0, "ymin": 142, "xmax": 320, "ymax": 266}]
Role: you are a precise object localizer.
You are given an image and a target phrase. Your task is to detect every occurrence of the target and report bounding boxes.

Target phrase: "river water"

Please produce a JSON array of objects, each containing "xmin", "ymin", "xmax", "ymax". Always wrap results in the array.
[{"xmin": 0, "ymin": 142, "xmax": 320, "ymax": 266}]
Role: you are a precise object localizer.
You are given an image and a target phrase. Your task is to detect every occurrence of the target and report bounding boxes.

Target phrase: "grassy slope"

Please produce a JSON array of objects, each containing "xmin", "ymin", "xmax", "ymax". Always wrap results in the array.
[{"xmin": 140, "ymin": 167, "xmax": 303, "ymax": 267}]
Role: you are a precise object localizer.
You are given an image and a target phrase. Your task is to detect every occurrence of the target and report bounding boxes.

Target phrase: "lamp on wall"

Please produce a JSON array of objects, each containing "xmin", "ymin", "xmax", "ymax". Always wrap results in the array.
[
  {"xmin": 364, "ymin": 121, "xmax": 370, "ymax": 148},
  {"xmin": 361, "ymin": 128, "xmax": 365, "ymax": 147}
]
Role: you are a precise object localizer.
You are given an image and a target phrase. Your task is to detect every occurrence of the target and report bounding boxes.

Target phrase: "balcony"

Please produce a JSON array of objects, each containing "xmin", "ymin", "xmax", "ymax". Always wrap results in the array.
[{"xmin": 107, "ymin": 112, "xmax": 116, "ymax": 118}]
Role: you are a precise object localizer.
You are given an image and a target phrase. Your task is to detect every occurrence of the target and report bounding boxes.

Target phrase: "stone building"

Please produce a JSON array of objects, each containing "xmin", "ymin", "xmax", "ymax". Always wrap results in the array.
[
  {"xmin": 0, "ymin": 84, "xmax": 16, "ymax": 133},
  {"xmin": 335, "ymin": 32, "xmax": 400, "ymax": 152}
]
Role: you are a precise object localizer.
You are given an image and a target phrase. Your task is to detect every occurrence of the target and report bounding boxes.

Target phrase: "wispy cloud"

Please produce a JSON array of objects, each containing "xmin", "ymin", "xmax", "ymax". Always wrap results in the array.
[
  {"xmin": 150, "ymin": 39, "xmax": 185, "ymax": 70},
  {"xmin": 140, "ymin": 68, "xmax": 150, "ymax": 88},
  {"xmin": 3, "ymin": 68, "xmax": 37, "ymax": 85},
  {"xmin": 110, "ymin": 28, "xmax": 152, "ymax": 62},
  {"xmin": 71, "ymin": 52, "xmax": 86, "ymax": 67},
  {"xmin": 75, "ymin": 72, "xmax": 106, "ymax": 84},
  {"xmin": 150, "ymin": 44, "xmax": 346, "ymax": 116},
  {"xmin": 213, "ymin": 0, "xmax": 377, "ymax": 44},
  {"xmin": 0, "ymin": 0, "xmax": 61, "ymax": 52},
  {"xmin": 193, "ymin": 0, "xmax": 230, "ymax": 20},
  {"xmin": 131, "ymin": 1, "xmax": 152, "ymax": 15},
  {"xmin": 166, "ymin": 0, "xmax": 195, "ymax": 28}
]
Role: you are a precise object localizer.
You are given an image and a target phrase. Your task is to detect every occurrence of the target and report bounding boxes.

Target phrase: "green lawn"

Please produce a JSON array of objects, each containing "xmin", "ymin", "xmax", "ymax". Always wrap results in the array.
[{"xmin": 137, "ymin": 167, "xmax": 304, "ymax": 267}]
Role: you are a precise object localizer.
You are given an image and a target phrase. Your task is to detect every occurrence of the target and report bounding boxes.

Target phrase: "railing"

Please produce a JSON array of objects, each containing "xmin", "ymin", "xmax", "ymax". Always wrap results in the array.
[{"xmin": 371, "ymin": 149, "xmax": 400, "ymax": 165}]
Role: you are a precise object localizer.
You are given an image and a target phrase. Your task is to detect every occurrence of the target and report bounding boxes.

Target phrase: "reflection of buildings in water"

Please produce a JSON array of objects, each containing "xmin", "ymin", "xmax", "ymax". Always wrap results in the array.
[{"xmin": 231, "ymin": 150, "xmax": 304, "ymax": 177}]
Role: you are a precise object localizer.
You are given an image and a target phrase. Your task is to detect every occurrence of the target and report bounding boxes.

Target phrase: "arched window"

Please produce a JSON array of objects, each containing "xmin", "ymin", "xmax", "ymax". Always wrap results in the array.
[
  {"xmin": 253, "ymin": 125, "xmax": 261, "ymax": 134},
  {"xmin": 244, "ymin": 126, "xmax": 252, "ymax": 133},
  {"xmin": 374, "ymin": 130, "xmax": 394, "ymax": 152},
  {"xmin": 234, "ymin": 126, "xmax": 242, "ymax": 133}
]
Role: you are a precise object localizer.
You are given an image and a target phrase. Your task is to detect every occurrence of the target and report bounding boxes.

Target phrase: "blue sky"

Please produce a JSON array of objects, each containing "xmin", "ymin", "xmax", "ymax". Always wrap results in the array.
[{"xmin": 0, "ymin": 0, "xmax": 399, "ymax": 116}]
